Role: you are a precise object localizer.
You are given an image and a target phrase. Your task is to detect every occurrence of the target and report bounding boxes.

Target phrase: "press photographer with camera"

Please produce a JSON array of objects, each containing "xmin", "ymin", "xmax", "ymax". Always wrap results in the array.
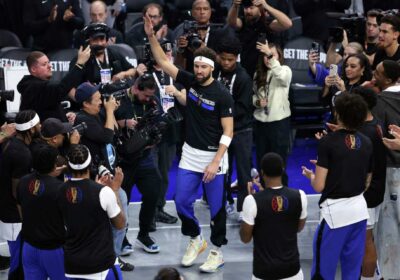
[
  {"xmin": 175, "ymin": 0, "xmax": 225, "ymax": 72},
  {"xmin": 17, "ymin": 48, "xmax": 91, "ymax": 123},
  {"xmin": 227, "ymin": 0, "xmax": 292, "ymax": 77},
  {"xmin": 145, "ymin": 12, "xmax": 234, "ymax": 272},
  {"xmin": 114, "ymin": 74, "xmax": 165, "ymax": 254}
]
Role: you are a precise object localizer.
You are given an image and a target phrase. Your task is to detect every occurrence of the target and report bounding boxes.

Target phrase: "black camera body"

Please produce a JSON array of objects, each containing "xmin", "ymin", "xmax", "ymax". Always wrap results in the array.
[
  {"xmin": 182, "ymin": 20, "xmax": 208, "ymax": 50},
  {"xmin": 329, "ymin": 15, "xmax": 365, "ymax": 43},
  {"xmin": 99, "ymin": 80, "xmax": 130, "ymax": 101},
  {"xmin": 0, "ymin": 90, "xmax": 15, "ymax": 102},
  {"xmin": 72, "ymin": 122, "xmax": 87, "ymax": 135}
]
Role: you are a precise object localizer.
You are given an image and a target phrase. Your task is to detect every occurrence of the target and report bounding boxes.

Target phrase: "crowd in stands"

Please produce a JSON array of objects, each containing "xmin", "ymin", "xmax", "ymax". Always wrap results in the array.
[{"xmin": 0, "ymin": 0, "xmax": 400, "ymax": 279}]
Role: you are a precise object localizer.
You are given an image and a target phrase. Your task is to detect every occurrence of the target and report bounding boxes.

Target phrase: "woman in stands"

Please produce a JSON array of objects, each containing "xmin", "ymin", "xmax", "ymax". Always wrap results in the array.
[{"xmin": 253, "ymin": 41, "xmax": 292, "ymax": 184}]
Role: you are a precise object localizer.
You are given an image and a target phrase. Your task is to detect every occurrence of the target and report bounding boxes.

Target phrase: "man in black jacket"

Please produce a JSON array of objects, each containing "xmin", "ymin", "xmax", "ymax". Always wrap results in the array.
[
  {"xmin": 214, "ymin": 36, "xmax": 254, "ymax": 217},
  {"xmin": 17, "ymin": 47, "xmax": 91, "ymax": 122}
]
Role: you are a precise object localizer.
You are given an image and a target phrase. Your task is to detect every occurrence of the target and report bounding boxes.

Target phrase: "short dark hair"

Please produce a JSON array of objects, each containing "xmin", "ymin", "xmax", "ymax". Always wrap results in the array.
[
  {"xmin": 334, "ymin": 94, "xmax": 368, "ymax": 130},
  {"xmin": 380, "ymin": 14, "xmax": 400, "ymax": 32},
  {"xmin": 193, "ymin": 47, "xmax": 217, "ymax": 62},
  {"xmin": 33, "ymin": 144, "xmax": 59, "ymax": 174},
  {"xmin": 154, "ymin": 267, "xmax": 181, "ymax": 280},
  {"xmin": 67, "ymin": 144, "xmax": 91, "ymax": 176},
  {"xmin": 26, "ymin": 51, "xmax": 46, "ymax": 69},
  {"xmin": 261, "ymin": 153, "xmax": 284, "ymax": 178},
  {"xmin": 142, "ymin": 3, "xmax": 163, "ymax": 17},
  {"xmin": 216, "ymin": 36, "xmax": 242, "ymax": 55},
  {"xmin": 136, "ymin": 73, "xmax": 156, "ymax": 91},
  {"xmin": 382, "ymin": 60, "xmax": 400, "ymax": 83},
  {"xmin": 352, "ymin": 87, "xmax": 377, "ymax": 110},
  {"xmin": 367, "ymin": 9, "xmax": 381, "ymax": 18}
]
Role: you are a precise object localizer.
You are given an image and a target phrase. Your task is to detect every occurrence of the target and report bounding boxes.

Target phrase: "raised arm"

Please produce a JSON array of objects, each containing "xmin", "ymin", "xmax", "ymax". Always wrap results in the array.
[
  {"xmin": 227, "ymin": 0, "xmax": 243, "ymax": 29},
  {"xmin": 144, "ymin": 14, "xmax": 179, "ymax": 80},
  {"xmin": 257, "ymin": 0, "xmax": 292, "ymax": 32}
]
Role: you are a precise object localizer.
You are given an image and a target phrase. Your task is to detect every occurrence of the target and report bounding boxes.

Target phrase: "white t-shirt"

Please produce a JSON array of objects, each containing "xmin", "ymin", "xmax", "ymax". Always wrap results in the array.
[{"xmin": 242, "ymin": 187, "xmax": 307, "ymax": 226}]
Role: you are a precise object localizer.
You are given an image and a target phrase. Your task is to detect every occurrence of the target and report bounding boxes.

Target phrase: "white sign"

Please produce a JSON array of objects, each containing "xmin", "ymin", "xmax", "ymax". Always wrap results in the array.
[{"xmin": 3, "ymin": 66, "xmax": 29, "ymax": 113}]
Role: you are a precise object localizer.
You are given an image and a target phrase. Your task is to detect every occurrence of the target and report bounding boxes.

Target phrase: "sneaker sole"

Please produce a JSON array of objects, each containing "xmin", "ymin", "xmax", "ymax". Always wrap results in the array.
[
  {"xmin": 135, "ymin": 239, "xmax": 160, "ymax": 254},
  {"xmin": 199, "ymin": 262, "xmax": 225, "ymax": 273},
  {"xmin": 181, "ymin": 241, "xmax": 207, "ymax": 267}
]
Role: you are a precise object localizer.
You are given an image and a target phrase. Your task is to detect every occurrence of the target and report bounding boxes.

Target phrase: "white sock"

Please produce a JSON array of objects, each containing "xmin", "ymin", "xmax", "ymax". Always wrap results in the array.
[
  {"xmin": 212, "ymin": 245, "xmax": 221, "ymax": 252},
  {"xmin": 360, "ymin": 277, "xmax": 374, "ymax": 280},
  {"xmin": 191, "ymin": 235, "xmax": 202, "ymax": 241}
]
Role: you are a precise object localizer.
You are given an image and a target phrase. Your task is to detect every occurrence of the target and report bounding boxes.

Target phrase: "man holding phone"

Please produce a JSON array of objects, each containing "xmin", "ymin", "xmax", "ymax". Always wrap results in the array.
[{"xmin": 227, "ymin": 0, "xmax": 292, "ymax": 77}]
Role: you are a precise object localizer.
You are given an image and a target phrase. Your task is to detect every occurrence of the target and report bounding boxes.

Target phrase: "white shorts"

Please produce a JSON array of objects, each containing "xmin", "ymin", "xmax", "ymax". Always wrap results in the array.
[
  {"xmin": 0, "ymin": 221, "xmax": 21, "ymax": 241},
  {"xmin": 367, "ymin": 205, "xmax": 381, "ymax": 229},
  {"xmin": 252, "ymin": 269, "xmax": 303, "ymax": 280}
]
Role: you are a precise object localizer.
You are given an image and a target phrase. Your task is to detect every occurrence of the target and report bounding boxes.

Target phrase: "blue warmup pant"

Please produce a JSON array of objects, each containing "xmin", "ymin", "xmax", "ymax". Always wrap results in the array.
[
  {"xmin": 311, "ymin": 219, "xmax": 367, "ymax": 280},
  {"xmin": 22, "ymin": 241, "xmax": 66, "ymax": 280},
  {"xmin": 8, "ymin": 233, "xmax": 22, "ymax": 277},
  {"xmin": 66, "ymin": 264, "xmax": 123, "ymax": 280},
  {"xmin": 174, "ymin": 168, "xmax": 227, "ymax": 247}
]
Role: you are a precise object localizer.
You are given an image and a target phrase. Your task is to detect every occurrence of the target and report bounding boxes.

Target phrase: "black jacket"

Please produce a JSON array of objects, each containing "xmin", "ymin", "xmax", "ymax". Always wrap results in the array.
[{"xmin": 17, "ymin": 64, "xmax": 84, "ymax": 122}]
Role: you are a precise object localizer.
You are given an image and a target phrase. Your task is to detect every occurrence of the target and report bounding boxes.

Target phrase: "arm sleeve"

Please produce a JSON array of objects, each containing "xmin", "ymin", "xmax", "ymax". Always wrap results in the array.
[
  {"xmin": 75, "ymin": 114, "xmax": 115, "ymax": 144},
  {"xmin": 242, "ymin": 195, "xmax": 257, "ymax": 225},
  {"xmin": 99, "ymin": 186, "xmax": 121, "ymax": 218},
  {"xmin": 219, "ymin": 92, "xmax": 234, "ymax": 118},
  {"xmin": 268, "ymin": 59, "xmax": 292, "ymax": 87},
  {"xmin": 299, "ymin": 189, "xmax": 308, "ymax": 219},
  {"xmin": 234, "ymin": 74, "xmax": 254, "ymax": 120},
  {"xmin": 175, "ymin": 70, "xmax": 195, "ymax": 90},
  {"xmin": 316, "ymin": 137, "xmax": 330, "ymax": 169}
]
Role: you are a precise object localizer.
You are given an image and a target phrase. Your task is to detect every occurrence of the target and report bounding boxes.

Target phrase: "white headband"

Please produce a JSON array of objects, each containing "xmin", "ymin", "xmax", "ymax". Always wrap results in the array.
[
  {"xmin": 68, "ymin": 152, "xmax": 92, "ymax": 170},
  {"xmin": 194, "ymin": 56, "xmax": 214, "ymax": 68},
  {"xmin": 15, "ymin": 114, "xmax": 40, "ymax": 131}
]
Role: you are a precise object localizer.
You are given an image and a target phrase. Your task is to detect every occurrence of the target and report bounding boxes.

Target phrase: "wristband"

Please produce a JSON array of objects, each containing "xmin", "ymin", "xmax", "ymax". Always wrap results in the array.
[
  {"xmin": 75, "ymin": 63, "xmax": 84, "ymax": 70},
  {"xmin": 219, "ymin": 135, "xmax": 232, "ymax": 147}
]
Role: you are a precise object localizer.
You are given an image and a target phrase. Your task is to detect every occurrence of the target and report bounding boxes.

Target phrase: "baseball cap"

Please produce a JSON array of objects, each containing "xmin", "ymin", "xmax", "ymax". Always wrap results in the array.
[
  {"xmin": 75, "ymin": 82, "xmax": 100, "ymax": 104},
  {"xmin": 41, "ymin": 118, "xmax": 72, "ymax": 138},
  {"xmin": 83, "ymin": 23, "xmax": 110, "ymax": 39}
]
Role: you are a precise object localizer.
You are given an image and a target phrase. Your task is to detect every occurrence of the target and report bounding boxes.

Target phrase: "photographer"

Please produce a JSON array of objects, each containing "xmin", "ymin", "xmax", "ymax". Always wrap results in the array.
[
  {"xmin": 115, "ymin": 74, "xmax": 163, "ymax": 254},
  {"xmin": 227, "ymin": 0, "xmax": 292, "ymax": 77},
  {"xmin": 175, "ymin": 0, "xmax": 225, "ymax": 72},
  {"xmin": 73, "ymin": 82, "xmax": 118, "ymax": 171},
  {"xmin": 18, "ymin": 48, "xmax": 91, "ymax": 123}
]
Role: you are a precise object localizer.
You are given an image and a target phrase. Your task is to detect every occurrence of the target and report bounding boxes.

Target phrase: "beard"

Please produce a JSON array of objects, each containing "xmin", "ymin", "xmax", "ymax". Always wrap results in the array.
[
  {"xmin": 91, "ymin": 44, "xmax": 106, "ymax": 55},
  {"xmin": 195, "ymin": 72, "xmax": 212, "ymax": 84}
]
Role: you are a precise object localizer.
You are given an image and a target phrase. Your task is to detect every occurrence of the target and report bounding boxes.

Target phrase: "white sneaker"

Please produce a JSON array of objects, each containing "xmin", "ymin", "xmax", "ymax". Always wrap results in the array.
[
  {"xmin": 181, "ymin": 238, "xmax": 207, "ymax": 267},
  {"xmin": 199, "ymin": 249, "xmax": 224, "ymax": 273},
  {"xmin": 226, "ymin": 203, "xmax": 235, "ymax": 215}
]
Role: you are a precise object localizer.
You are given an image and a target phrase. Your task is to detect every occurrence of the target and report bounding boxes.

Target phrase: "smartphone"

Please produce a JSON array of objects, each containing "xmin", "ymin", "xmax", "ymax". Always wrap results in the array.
[
  {"xmin": 311, "ymin": 41, "xmax": 320, "ymax": 55},
  {"xmin": 257, "ymin": 33, "xmax": 267, "ymax": 44},
  {"xmin": 329, "ymin": 64, "xmax": 338, "ymax": 76}
]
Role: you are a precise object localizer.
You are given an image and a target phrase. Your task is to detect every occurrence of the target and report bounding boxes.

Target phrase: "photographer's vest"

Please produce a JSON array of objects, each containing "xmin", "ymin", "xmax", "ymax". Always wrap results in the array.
[{"xmin": 253, "ymin": 187, "xmax": 302, "ymax": 279}]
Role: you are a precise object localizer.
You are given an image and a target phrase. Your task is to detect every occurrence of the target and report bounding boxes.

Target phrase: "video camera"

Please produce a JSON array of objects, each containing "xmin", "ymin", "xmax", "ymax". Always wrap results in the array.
[
  {"xmin": 0, "ymin": 90, "xmax": 15, "ymax": 102},
  {"xmin": 98, "ymin": 80, "xmax": 131, "ymax": 101},
  {"xmin": 329, "ymin": 14, "xmax": 365, "ymax": 43},
  {"xmin": 117, "ymin": 106, "xmax": 183, "ymax": 160}
]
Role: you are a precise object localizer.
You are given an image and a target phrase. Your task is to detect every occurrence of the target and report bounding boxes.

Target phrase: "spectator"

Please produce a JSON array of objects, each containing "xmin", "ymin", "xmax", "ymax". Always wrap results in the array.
[
  {"xmin": 352, "ymin": 87, "xmax": 387, "ymax": 280},
  {"xmin": 58, "ymin": 144, "xmax": 126, "ymax": 279},
  {"xmin": 227, "ymin": 0, "xmax": 292, "ymax": 77},
  {"xmin": 125, "ymin": 3, "xmax": 173, "ymax": 50},
  {"xmin": 371, "ymin": 60, "xmax": 400, "ymax": 278},
  {"xmin": 293, "ymin": 0, "xmax": 351, "ymax": 44},
  {"xmin": 0, "ymin": 110, "xmax": 40, "ymax": 278},
  {"xmin": 23, "ymin": 0, "xmax": 84, "ymax": 52},
  {"xmin": 0, "ymin": 122, "xmax": 16, "ymax": 144},
  {"xmin": 214, "ymin": 36, "xmax": 254, "ymax": 217},
  {"xmin": 302, "ymin": 94, "xmax": 372, "ymax": 279},
  {"xmin": 372, "ymin": 14, "xmax": 400, "ymax": 69},
  {"xmin": 241, "ymin": 152, "xmax": 307, "ymax": 280},
  {"xmin": 18, "ymin": 49, "xmax": 91, "ymax": 123},
  {"xmin": 81, "ymin": 0, "xmax": 124, "ymax": 28},
  {"xmin": 154, "ymin": 267, "xmax": 184, "ymax": 280},
  {"xmin": 364, "ymin": 10, "xmax": 381, "ymax": 64},
  {"xmin": 16, "ymin": 145, "xmax": 66, "ymax": 280},
  {"xmin": 253, "ymin": 42, "xmax": 292, "ymax": 185},
  {"xmin": 73, "ymin": 0, "xmax": 124, "ymax": 48}
]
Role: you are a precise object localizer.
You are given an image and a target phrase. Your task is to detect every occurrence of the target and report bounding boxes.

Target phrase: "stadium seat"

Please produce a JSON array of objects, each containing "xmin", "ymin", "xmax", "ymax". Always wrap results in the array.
[{"xmin": 0, "ymin": 29, "xmax": 23, "ymax": 48}]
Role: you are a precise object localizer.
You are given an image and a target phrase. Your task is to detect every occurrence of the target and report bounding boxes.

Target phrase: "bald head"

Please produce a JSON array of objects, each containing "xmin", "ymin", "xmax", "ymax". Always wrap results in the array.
[{"xmin": 90, "ymin": 1, "xmax": 107, "ymax": 24}]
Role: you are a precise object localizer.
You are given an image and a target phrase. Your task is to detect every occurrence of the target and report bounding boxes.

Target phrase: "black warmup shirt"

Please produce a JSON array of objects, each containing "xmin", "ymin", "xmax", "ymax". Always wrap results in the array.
[
  {"xmin": 70, "ymin": 47, "xmax": 134, "ymax": 84},
  {"xmin": 317, "ymin": 129, "xmax": 373, "ymax": 205},
  {"xmin": 214, "ymin": 63, "xmax": 253, "ymax": 132},
  {"xmin": 58, "ymin": 179, "xmax": 115, "ymax": 274},
  {"xmin": 372, "ymin": 46, "xmax": 400, "ymax": 70},
  {"xmin": 359, "ymin": 118, "xmax": 387, "ymax": 208},
  {"xmin": 17, "ymin": 173, "xmax": 65, "ymax": 249},
  {"xmin": 253, "ymin": 187, "xmax": 302, "ymax": 279},
  {"xmin": 0, "ymin": 138, "xmax": 32, "ymax": 223},
  {"xmin": 176, "ymin": 70, "xmax": 234, "ymax": 151}
]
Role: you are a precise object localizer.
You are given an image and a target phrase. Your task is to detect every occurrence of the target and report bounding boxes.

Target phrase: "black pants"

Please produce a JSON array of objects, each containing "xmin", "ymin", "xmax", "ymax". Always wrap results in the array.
[
  {"xmin": 254, "ymin": 117, "xmax": 290, "ymax": 185},
  {"xmin": 224, "ymin": 129, "xmax": 253, "ymax": 212},
  {"xmin": 120, "ymin": 164, "xmax": 161, "ymax": 237},
  {"xmin": 155, "ymin": 142, "xmax": 177, "ymax": 210}
]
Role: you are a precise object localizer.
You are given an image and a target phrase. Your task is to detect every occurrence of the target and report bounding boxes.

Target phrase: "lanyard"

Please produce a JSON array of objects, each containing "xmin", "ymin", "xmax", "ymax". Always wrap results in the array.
[
  {"xmin": 204, "ymin": 27, "xmax": 210, "ymax": 46},
  {"xmin": 152, "ymin": 72, "xmax": 173, "ymax": 89},
  {"xmin": 217, "ymin": 72, "xmax": 236, "ymax": 95},
  {"xmin": 95, "ymin": 48, "xmax": 110, "ymax": 70},
  {"xmin": 128, "ymin": 89, "xmax": 146, "ymax": 121}
]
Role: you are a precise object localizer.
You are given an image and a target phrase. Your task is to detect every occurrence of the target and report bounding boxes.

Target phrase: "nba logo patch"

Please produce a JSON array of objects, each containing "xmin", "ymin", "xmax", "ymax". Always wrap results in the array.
[
  {"xmin": 345, "ymin": 134, "xmax": 361, "ymax": 150},
  {"xmin": 28, "ymin": 180, "xmax": 45, "ymax": 196},
  {"xmin": 66, "ymin": 187, "xmax": 83, "ymax": 204},
  {"xmin": 271, "ymin": 196, "xmax": 289, "ymax": 212}
]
